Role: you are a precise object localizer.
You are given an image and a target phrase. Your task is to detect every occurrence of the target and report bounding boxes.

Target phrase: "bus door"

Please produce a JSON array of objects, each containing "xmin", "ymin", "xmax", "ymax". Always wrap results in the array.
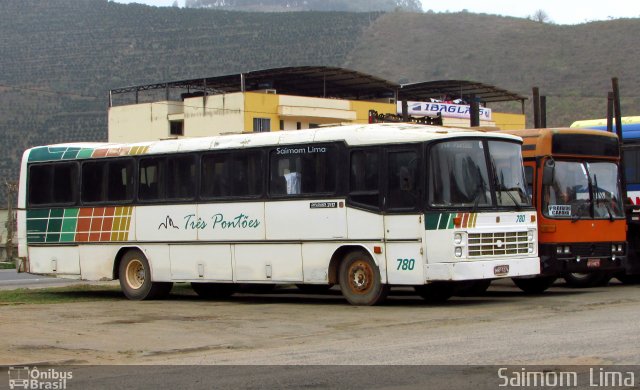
[{"xmin": 383, "ymin": 147, "xmax": 425, "ymax": 285}]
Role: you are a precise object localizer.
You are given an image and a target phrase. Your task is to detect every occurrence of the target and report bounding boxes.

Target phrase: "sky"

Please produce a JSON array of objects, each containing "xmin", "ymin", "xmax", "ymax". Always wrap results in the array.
[{"xmin": 112, "ymin": 0, "xmax": 640, "ymax": 25}]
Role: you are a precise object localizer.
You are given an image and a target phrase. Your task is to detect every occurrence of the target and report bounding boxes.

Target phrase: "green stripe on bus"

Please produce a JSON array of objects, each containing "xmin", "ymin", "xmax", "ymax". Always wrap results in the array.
[
  {"xmin": 27, "ymin": 209, "xmax": 50, "ymax": 219},
  {"xmin": 425, "ymin": 213, "xmax": 441, "ymax": 230},
  {"xmin": 76, "ymin": 149, "xmax": 94, "ymax": 159},
  {"xmin": 448, "ymin": 214, "xmax": 456, "ymax": 229},
  {"xmin": 62, "ymin": 148, "xmax": 81, "ymax": 160},
  {"xmin": 28, "ymin": 147, "xmax": 68, "ymax": 162},
  {"xmin": 27, "ymin": 218, "xmax": 48, "ymax": 233},
  {"xmin": 437, "ymin": 213, "xmax": 450, "ymax": 230}
]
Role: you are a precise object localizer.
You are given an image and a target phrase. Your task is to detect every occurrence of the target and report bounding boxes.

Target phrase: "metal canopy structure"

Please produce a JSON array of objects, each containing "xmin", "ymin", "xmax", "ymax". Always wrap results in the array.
[
  {"xmin": 109, "ymin": 67, "xmax": 527, "ymax": 113},
  {"xmin": 399, "ymin": 80, "xmax": 527, "ymax": 111},
  {"xmin": 109, "ymin": 66, "xmax": 400, "ymax": 106}
]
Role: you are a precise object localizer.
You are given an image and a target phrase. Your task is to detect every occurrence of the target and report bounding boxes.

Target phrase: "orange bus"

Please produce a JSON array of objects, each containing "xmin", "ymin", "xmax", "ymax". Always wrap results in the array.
[{"xmin": 502, "ymin": 128, "xmax": 626, "ymax": 291}]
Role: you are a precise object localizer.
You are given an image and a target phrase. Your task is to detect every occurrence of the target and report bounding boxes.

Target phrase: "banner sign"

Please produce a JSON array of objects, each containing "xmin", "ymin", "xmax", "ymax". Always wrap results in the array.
[{"xmin": 398, "ymin": 101, "xmax": 492, "ymax": 120}]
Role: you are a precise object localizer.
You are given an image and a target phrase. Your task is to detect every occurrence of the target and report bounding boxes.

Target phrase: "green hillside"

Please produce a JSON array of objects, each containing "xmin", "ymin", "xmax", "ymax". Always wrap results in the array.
[{"xmin": 0, "ymin": 0, "xmax": 638, "ymax": 203}]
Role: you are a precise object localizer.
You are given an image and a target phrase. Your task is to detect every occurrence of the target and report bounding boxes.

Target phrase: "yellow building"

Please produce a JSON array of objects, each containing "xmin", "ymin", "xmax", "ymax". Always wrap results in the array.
[{"xmin": 108, "ymin": 67, "xmax": 526, "ymax": 143}]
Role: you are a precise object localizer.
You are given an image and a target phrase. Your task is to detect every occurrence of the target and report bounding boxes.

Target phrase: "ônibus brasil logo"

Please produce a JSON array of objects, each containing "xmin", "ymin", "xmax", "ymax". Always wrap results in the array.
[{"xmin": 7, "ymin": 366, "xmax": 73, "ymax": 389}]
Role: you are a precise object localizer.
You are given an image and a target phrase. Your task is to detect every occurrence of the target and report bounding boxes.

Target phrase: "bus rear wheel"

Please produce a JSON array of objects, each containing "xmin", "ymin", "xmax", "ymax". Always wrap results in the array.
[
  {"xmin": 339, "ymin": 250, "xmax": 388, "ymax": 306},
  {"xmin": 512, "ymin": 276, "xmax": 556, "ymax": 294},
  {"xmin": 119, "ymin": 249, "xmax": 173, "ymax": 300},
  {"xmin": 191, "ymin": 283, "xmax": 237, "ymax": 299}
]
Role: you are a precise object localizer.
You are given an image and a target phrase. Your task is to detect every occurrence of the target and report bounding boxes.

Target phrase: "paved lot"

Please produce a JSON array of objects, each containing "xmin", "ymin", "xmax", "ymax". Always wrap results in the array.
[{"xmin": 0, "ymin": 279, "xmax": 639, "ymax": 367}]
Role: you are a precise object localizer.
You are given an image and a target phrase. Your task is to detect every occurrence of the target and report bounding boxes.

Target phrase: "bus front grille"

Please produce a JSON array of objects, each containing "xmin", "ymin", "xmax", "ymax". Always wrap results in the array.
[{"xmin": 467, "ymin": 231, "xmax": 529, "ymax": 257}]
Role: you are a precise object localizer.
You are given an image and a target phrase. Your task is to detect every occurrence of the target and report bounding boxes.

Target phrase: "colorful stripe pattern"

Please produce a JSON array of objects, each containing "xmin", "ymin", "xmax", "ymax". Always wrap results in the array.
[
  {"xmin": 425, "ymin": 212, "xmax": 478, "ymax": 230},
  {"xmin": 26, "ymin": 207, "xmax": 133, "ymax": 243},
  {"xmin": 28, "ymin": 145, "xmax": 149, "ymax": 162}
]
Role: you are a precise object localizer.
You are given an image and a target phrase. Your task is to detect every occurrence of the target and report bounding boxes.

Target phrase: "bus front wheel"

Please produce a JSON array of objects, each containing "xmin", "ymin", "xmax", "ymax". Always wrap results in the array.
[
  {"xmin": 119, "ymin": 249, "xmax": 173, "ymax": 300},
  {"xmin": 339, "ymin": 250, "xmax": 388, "ymax": 306},
  {"xmin": 512, "ymin": 276, "xmax": 556, "ymax": 294},
  {"xmin": 414, "ymin": 282, "xmax": 455, "ymax": 303},
  {"xmin": 563, "ymin": 272, "xmax": 612, "ymax": 288}
]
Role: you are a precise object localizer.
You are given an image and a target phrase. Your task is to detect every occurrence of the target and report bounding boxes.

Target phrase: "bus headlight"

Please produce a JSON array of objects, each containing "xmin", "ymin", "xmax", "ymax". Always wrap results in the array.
[
  {"xmin": 455, "ymin": 247, "xmax": 463, "ymax": 257},
  {"xmin": 527, "ymin": 230, "xmax": 534, "ymax": 242},
  {"xmin": 528, "ymin": 243, "xmax": 534, "ymax": 253},
  {"xmin": 563, "ymin": 246, "xmax": 571, "ymax": 254},
  {"xmin": 454, "ymin": 233, "xmax": 463, "ymax": 245}
]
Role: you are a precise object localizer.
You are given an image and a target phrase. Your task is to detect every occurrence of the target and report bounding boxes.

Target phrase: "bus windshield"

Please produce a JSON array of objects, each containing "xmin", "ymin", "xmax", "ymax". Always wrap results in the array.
[
  {"xmin": 428, "ymin": 140, "xmax": 530, "ymax": 208},
  {"xmin": 543, "ymin": 160, "xmax": 624, "ymax": 219}
]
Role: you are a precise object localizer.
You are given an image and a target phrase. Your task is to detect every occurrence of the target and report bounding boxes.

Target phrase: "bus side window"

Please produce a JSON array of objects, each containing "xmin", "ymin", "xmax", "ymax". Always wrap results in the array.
[
  {"xmin": 166, "ymin": 155, "xmax": 196, "ymax": 200},
  {"xmin": 269, "ymin": 145, "xmax": 336, "ymax": 196},
  {"xmin": 201, "ymin": 153, "xmax": 230, "ymax": 198},
  {"xmin": 28, "ymin": 162, "xmax": 78, "ymax": 206},
  {"xmin": 349, "ymin": 149, "xmax": 380, "ymax": 209},
  {"xmin": 202, "ymin": 151, "xmax": 263, "ymax": 198},
  {"xmin": 82, "ymin": 159, "xmax": 134, "ymax": 203},
  {"xmin": 138, "ymin": 158, "xmax": 163, "ymax": 201},
  {"xmin": 81, "ymin": 161, "xmax": 106, "ymax": 203},
  {"xmin": 387, "ymin": 150, "xmax": 418, "ymax": 210},
  {"xmin": 107, "ymin": 159, "xmax": 134, "ymax": 202}
]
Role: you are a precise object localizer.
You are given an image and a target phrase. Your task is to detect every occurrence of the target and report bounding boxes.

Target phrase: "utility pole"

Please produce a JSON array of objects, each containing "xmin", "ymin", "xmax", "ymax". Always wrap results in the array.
[{"xmin": 5, "ymin": 181, "xmax": 17, "ymax": 262}]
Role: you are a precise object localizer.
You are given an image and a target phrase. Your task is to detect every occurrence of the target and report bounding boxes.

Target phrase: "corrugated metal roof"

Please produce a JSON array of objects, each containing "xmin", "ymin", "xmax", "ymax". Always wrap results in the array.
[
  {"xmin": 399, "ymin": 80, "xmax": 527, "ymax": 103},
  {"xmin": 110, "ymin": 66, "xmax": 400, "ymax": 102},
  {"xmin": 109, "ymin": 67, "xmax": 526, "ymax": 106}
]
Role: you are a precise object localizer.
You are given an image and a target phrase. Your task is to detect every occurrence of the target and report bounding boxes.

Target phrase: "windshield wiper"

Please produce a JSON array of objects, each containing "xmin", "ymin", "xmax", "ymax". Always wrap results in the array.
[
  {"xmin": 593, "ymin": 174, "xmax": 614, "ymax": 221},
  {"xmin": 500, "ymin": 186, "xmax": 524, "ymax": 210},
  {"xmin": 489, "ymin": 158, "xmax": 522, "ymax": 210},
  {"xmin": 471, "ymin": 187, "xmax": 483, "ymax": 213},
  {"xmin": 571, "ymin": 202, "xmax": 587, "ymax": 223}
]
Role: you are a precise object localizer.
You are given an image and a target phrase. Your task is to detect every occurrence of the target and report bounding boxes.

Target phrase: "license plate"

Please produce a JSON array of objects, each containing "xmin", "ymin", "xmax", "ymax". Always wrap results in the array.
[
  {"xmin": 587, "ymin": 259, "xmax": 600, "ymax": 268},
  {"xmin": 494, "ymin": 265, "xmax": 509, "ymax": 276}
]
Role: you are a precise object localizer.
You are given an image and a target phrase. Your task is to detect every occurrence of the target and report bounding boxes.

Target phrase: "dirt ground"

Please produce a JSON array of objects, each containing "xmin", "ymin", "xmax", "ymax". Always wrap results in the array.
[{"xmin": 1, "ymin": 279, "xmax": 639, "ymax": 366}]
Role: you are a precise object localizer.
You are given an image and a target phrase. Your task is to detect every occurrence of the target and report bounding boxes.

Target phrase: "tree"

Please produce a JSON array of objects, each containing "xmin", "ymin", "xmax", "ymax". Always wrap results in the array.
[{"xmin": 531, "ymin": 9, "xmax": 551, "ymax": 23}]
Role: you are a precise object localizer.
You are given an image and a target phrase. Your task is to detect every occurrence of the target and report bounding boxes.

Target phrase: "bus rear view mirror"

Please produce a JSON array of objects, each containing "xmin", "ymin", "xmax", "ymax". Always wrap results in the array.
[{"xmin": 542, "ymin": 158, "xmax": 555, "ymax": 186}]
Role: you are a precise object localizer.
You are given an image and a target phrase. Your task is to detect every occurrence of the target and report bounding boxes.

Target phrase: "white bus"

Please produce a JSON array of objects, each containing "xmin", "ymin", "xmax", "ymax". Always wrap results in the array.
[{"xmin": 17, "ymin": 123, "xmax": 539, "ymax": 305}]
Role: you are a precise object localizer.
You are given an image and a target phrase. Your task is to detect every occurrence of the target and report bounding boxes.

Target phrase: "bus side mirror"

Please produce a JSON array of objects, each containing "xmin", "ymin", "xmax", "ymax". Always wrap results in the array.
[{"xmin": 542, "ymin": 159, "xmax": 555, "ymax": 186}]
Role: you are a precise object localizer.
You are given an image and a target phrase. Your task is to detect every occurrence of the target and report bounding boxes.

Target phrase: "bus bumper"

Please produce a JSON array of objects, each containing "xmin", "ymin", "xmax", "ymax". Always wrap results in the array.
[
  {"xmin": 425, "ymin": 257, "xmax": 540, "ymax": 281},
  {"xmin": 539, "ymin": 243, "xmax": 625, "ymax": 276}
]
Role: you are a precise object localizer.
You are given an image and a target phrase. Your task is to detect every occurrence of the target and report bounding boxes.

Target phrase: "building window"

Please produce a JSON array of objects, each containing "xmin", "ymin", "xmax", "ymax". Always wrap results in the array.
[
  {"xmin": 279, "ymin": 120, "xmax": 284, "ymax": 130},
  {"xmin": 309, "ymin": 123, "xmax": 319, "ymax": 129},
  {"xmin": 169, "ymin": 120, "xmax": 184, "ymax": 136},
  {"xmin": 296, "ymin": 122, "xmax": 302, "ymax": 130},
  {"xmin": 253, "ymin": 118, "xmax": 271, "ymax": 133}
]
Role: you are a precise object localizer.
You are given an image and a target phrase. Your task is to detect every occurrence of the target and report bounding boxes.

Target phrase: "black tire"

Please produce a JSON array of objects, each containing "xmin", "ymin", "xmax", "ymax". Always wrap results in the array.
[
  {"xmin": 119, "ymin": 249, "xmax": 173, "ymax": 300},
  {"xmin": 339, "ymin": 250, "xmax": 388, "ymax": 305},
  {"xmin": 414, "ymin": 282, "xmax": 455, "ymax": 303},
  {"xmin": 296, "ymin": 284, "xmax": 334, "ymax": 294},
  {"xmin": 191, "ymin": 282, "xmax": 237, "ymax": 299},
  {"xmin": 512, "ymin": 276, "xmax": 556, "ymax": 294},
  {"xmin": 455, "ymin": 279, "xmax": 492, "ymax": 297},
  {"xmin": 615, "ymin": 272, "xmax": 640, "ymax": 284},
  {"xmin": 563, "ymin": 272, "xmax": 611, "ymax": 288}
]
